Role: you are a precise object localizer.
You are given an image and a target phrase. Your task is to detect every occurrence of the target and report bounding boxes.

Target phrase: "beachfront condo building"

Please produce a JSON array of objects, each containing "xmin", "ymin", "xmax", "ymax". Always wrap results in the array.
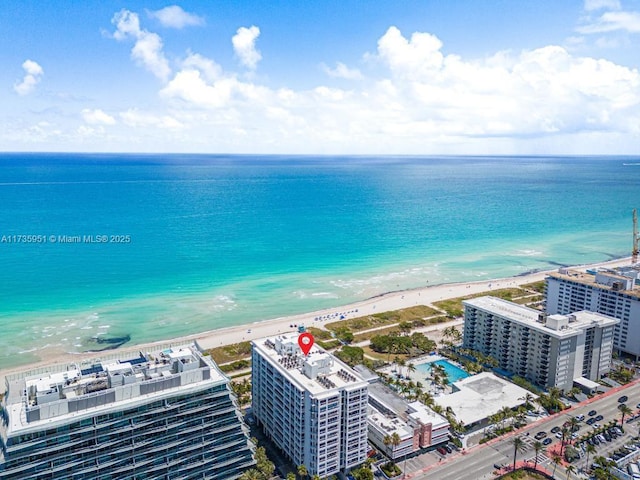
[
  {"xmin": 251, "ymin": 333, "xmax": 369, "ymax": 478},
  {"xmin": 463, "ymin": 296, "xmax": 619, "ymax": 391},
  {"xmin": 546, "ymin": 267, "xmax": 640, "ymax": 359},
  {"xmin": 0, "ymin": 343, "xmax": 255, "ymax": 480}
]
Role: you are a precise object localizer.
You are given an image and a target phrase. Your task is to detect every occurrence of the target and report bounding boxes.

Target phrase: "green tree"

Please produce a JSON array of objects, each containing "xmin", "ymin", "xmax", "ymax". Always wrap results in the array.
[
  {"xmin": 398, "ymin": 321, "xmax": 413, "ymax": 336},
  {"xmin": 335, "ymin": 345, "xmax": 364, "ymax": 366},
  {"xmin": 352, "ymin": 466, "xmax": 373, "ymax": 480},
  {"xmin": 585, "ymin": 442, "xmax": 596, "ymax": 470},
  {"xmin": 619, "ymin": 403, "xmax": 633, "ymax": 426},
  {"xmin": 520, "ymin": 392, "xmax": 536, "ymax": 411},
  {"xmin": 565, "ymin": 464, "xmax": 576, "ymax": 480},
  {"xmin": 511, "ymin": 436, "xmax": 526, "ymax": 472},
  {"xmin": 239, "ymin": 469, "xmax": 262, "ymax": 480},
  {"xmin": 532, "ymin": 440, "xmax": 544, "ymax": 471},
  {"xmin": 297, "ymin": 464, "xmax": 308, "ymax": 480},
  {"xmin": 286, "ymin": 473, "xmax": 296, "ymax": 480},
  {"xmin": 551, "ymin": 452, "xmax": 562, "ymax": 477}
]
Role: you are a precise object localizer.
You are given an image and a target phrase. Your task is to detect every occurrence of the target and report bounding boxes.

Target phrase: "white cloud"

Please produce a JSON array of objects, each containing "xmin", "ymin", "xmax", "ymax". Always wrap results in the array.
[
  {"xmin": 584, "ymin": 0, "xmax": 621, "ymax": 11},
  {"xmin": 82, "ymin": 108, "xmax": 116, "ymax": 125},
  {"xmin": 148, "ymin": 5, "xmax": 204, "ymax": 29},
  {"xmin": 181, "ymin": 52, "xmax": 222, "ymax": 82},
  {"xmin": 232, "ymin": 26, "xmax": 262, "ymax": 69},
  {"xmin": 322, "ymin": 62, "xmax": 363, "ymax": 80},
  {"xmin": 578, "ymin": 10, "xmax": 640, "ymax": 33},
  {"xmin": 147, "ymin": 25, "xmax": 640, "ymax": 153},
  {"xmin": 14, "ymin": 59, "xmax": 44, "ymax": 95},
  {"xmin": 119, "ymin": 109, "xmax": 183, "ymax": 129},
  {"xmin": 12, "ymin": 20, "xmax": 640, "ymax": 154},
  {"xmin": 112, "ymin": 9, "xmax": 171, "ymax": 81}
]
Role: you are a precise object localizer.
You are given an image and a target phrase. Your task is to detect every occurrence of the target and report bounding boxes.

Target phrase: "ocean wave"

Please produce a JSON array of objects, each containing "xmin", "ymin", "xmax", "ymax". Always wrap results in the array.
[{"xmin": 511, "ymin": 249, "xmax": 543, "ymax": 257}]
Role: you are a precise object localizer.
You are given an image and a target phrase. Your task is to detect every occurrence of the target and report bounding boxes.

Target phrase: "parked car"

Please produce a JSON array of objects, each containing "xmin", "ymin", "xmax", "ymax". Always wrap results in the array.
[
  {"xmin": 586, "ymin": 418, "xmax": 596, "ymax": 425},
  {"xmin": 551, "ymin": 426, "xmax": 561, "ymax": 434},
  {"xmin": 535, "ymin": 431, "xmax": 547, "ymax": 440},
  {"xmin": 619, "ymin": 395, "xmax": 628, "ymax": 403},
  {"xmin": 588, "ymin": 410, "xmax": 597, "ymax": 416},
  {"xmin": 543, "ymin": 438, "xmax": 553, "ymax": 446},
  {"xmin": 595, "ymin": 415, "xmax": 604, "ymax": 421},
  {"xmin": 576, "ymin": 414, "xmax": 585, "ymax": 421},
  {"xmin": 437, "ymin": 447, "xmax": 447, "ymax": 455},
  {"xmin": 444, "ymin": 445, "xmax": 452, "ymax": 453}
]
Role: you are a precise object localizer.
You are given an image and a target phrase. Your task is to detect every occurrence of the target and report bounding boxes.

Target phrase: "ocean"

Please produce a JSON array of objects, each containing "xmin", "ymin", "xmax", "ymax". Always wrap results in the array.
[{"xmin": 1, "ymin": 154, "xmax": 639, "ymax": 369}]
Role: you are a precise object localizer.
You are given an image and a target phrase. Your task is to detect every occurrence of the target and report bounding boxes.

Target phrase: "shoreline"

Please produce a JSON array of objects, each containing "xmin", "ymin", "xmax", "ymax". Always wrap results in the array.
[{"xmin": 1, "ymin": 256, "xmax": 632, "ymax": 383}]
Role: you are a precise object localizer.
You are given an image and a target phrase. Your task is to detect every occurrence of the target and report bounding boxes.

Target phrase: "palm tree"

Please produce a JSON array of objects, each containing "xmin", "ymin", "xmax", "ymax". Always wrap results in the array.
[
  {"xmin": 565, "ymin": 464, "xmax": 576, "ymax": 480},
  {"xmin": 443, "ymin": 326, "xmax": 461, "ymax": 344},
  {"xmin": 406, "ymin": 362, "xmax": 416, "ymax": 378},
  {"xmin": 560, "ymin": 426, "xmax": 571, "ymax": 455},
  {"xmin": 420, "ymin": 391, "xmax": 434, "ymax": 406},
  {"xmin": 311, "ymin": 475, "xmax": 321, "ymax": 480},
  {"xmin": 240, "ymin": 469, "xmax": 262, "ymax": 480},
  {"xmin": 520, "ymin": 392, "xmax": 536, "ymax": 411},
  {"xmin": 512, "ymin": 436, "xmax": 526, "ymax": 471},
  {"xmin": 390, "ymin": 432, "xmax": 401, "ymax": 455},
  {"xmin": 619, "ymin": 403, "xmax": 633, "ymax": 426},
  {"xmin": 398, "ymin": 357, "xmax": 407, "ymax": 378},
  {"xmin": 500, "ymin": 406, "xmax": 513, "ymax": 431},
  {"xmin": 383, "ymin": 435, "xmax": 393, "ymax": 462},
  {"xmin": 297, "ymin": 464, "xmax": 308, "ymax": 480},
  {"xmin": 532, "ymin": 441, "xmax": 544, "ymax": 471},
  {"xmin": 286, "ymin": 473, "xmax": 296, "ymax": 480},
  {"xmin": 551, "ymin": 452, "xmax": 562, "ymax": 477},
  {"xmin": 585, "ymin": 442, "xmax": 596, "ymax": 470}
]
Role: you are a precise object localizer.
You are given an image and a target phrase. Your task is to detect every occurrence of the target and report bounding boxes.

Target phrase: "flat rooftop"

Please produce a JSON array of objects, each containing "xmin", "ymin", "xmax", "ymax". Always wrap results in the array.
[
  {"xmin": 463, "ymin": 296, "xmax": 619, "ymax": 338},
  {"xmin": 548, "ymin": 269, "xmax": 640, "ymax": 299},
  {"xmin": 433, "ymin": 372, "xmax": 534, "ymax": 426},
  {"xmin": 3, "ymin": 342, "xmax": 225, "ymax": 435},
  {"xmin": 252, "ymin": 333, "xmax": 367, "ymax": 396},
  {"xmin": 368, "ymin": 407, "xmax": 414, "ymax": 439}
]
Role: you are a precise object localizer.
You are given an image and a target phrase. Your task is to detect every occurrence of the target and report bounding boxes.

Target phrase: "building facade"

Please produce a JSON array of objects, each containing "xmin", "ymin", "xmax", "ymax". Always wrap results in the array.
[
  {"xmin": 0, "ymin": 343, "xmax": 255, "ymax": 480},
  {"xmin": 363, "ymin": 375, "xmax": 449, "ymax": 461},
  {"xmin": 251, "ymin": 334, "xmax": 368, "ymax": 478},
  {"xmin": 463, "ymin": 296, "xmax": 618, "ymax": 391},
  {"xmin": 546, "ymin": 268, "xmax": 640, "ymax": 358}
]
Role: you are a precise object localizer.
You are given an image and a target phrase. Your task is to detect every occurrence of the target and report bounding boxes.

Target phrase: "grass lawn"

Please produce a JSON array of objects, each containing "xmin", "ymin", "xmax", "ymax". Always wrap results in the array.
[
  {"xmin": 499, "ymin": 471, "xmax": 550, "ymax": 480},
  {"xmin": 325, "ymin": 305, "xmax": 441, "ymax": 333},
  {"xmin": 206, "ymin": 341, "xmax": 252, "ymax": 364},
  {"xmin": 520, "ymin": 280, "xmax": 546, "ymax": 293}
]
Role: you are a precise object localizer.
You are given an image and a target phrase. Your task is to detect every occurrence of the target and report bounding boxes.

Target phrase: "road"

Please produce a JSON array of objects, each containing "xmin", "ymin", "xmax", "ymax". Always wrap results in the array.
[{"xmin": 409, "ymin": 380, "xmax": 640, "ymax": 480}]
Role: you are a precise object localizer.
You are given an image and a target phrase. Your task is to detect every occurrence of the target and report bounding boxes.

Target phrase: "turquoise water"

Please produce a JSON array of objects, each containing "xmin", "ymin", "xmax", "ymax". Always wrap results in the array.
[
  {"xmin": 1, "ymin": 154, "xmax": 639, "ymax": 369},
  {"xmin": 415, "ymin": 359, "xmax": 471, "ymax": 384}
]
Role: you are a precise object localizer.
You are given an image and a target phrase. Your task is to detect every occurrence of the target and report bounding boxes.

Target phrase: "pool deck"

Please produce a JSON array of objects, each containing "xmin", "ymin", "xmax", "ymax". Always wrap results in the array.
[{"xmin": 380, "ymin": 355, "xmax": 471, "ymax": 395}]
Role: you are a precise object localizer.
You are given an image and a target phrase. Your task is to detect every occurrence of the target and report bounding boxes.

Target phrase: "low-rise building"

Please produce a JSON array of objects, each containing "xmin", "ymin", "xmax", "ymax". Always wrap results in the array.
[
  {"xmin": 433, "ymin": 372, "xmax": 534, "ymax": 429},
  {"xmin": 362, "ymin": 369, "xmax": 449, "ymax": 460}
]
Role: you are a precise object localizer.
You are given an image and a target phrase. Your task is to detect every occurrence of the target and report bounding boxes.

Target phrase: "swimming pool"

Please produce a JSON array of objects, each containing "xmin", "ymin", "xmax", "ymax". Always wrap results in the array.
[{"xmin": 415, "ymin": 359, "xmax": 470, "ymax": 384}]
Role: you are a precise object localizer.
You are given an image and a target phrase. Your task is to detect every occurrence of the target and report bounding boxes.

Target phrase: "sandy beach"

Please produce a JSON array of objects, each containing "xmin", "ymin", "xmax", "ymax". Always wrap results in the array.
[{"xmin": 0, "ymin": 256, "xmax": 632, "ymax": 383}]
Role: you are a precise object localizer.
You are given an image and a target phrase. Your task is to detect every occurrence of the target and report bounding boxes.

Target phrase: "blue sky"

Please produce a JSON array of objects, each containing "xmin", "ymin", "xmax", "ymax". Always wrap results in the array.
[{"xmin": 2, "ymin": 1, "xmax": 640, "ymax": 154}]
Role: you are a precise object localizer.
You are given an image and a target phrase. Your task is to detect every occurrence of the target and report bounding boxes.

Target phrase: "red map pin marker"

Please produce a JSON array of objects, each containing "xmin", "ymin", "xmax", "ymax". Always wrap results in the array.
[{"xmin": 298, "ymin": 332, "xmax": 314, "ymax": 356}]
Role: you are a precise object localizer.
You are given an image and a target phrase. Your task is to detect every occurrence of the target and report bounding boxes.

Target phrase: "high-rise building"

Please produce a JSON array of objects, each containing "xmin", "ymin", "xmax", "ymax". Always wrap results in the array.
[
  {"xmin": 251, "ymin": 334, "xmax": 368, "ymax": 478},
  {"xmin": 546, "ymin": 267, "xmax": 640, "ymax": 359},
  {"xmin": 463, "ymin": 296, "xmax": 618, "ymax": 391},
  {"xmin": 0, "ymin": 343, "xmax": 255, "ymax": 480}
]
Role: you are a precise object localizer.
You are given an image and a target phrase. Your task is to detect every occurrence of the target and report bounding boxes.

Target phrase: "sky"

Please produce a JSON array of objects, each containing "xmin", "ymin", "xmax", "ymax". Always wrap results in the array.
[{"xmin": 1, "ymin": 0, "xmax": 640, "ymax": 155}]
